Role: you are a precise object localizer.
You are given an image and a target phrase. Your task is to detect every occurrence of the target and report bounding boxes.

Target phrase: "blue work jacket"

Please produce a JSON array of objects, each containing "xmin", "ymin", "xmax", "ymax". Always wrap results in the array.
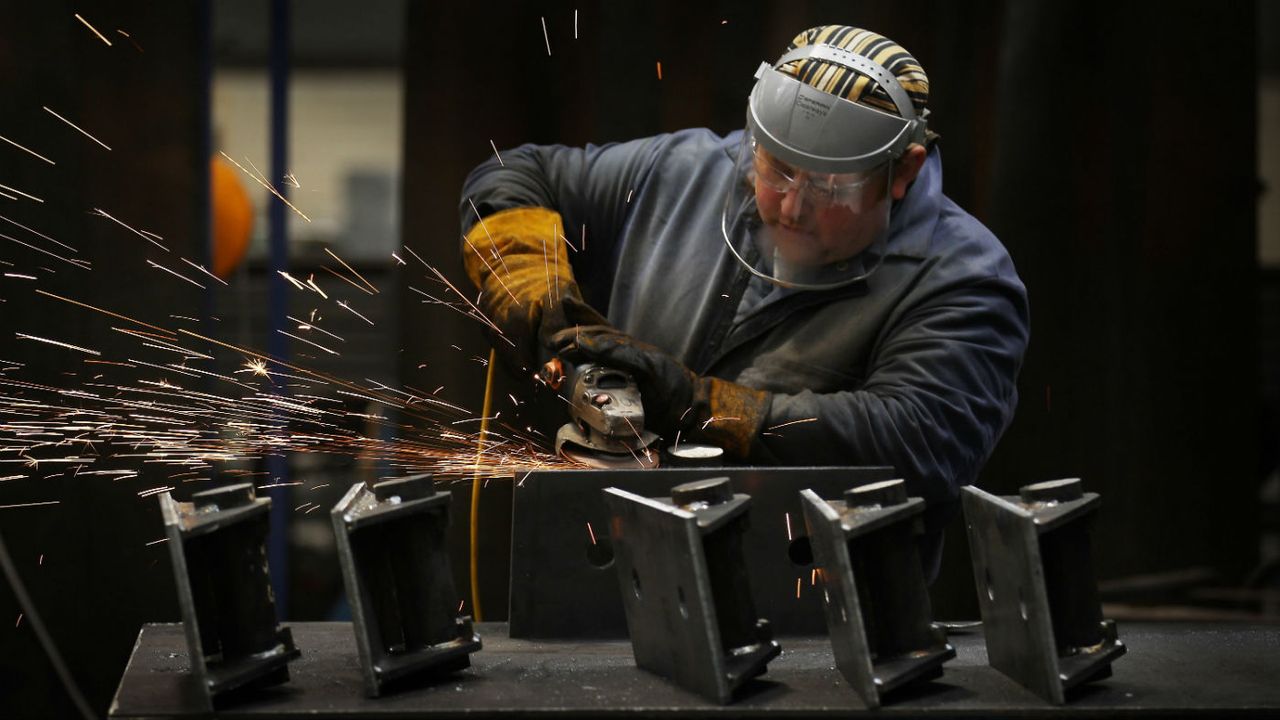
[{"xmin": 462, "ymin": 129, "xmax": 1029, "ymax": 575}]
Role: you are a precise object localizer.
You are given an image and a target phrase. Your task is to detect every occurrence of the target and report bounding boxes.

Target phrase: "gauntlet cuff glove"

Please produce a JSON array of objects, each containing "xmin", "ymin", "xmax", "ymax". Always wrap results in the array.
[{"xmin": 462, "ymin": 207, "xmax": 606, "ymax": 365}]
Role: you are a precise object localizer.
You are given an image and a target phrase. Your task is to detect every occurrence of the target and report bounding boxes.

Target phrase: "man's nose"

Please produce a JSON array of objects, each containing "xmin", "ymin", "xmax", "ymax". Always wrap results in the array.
[{"xmin": 780, "ymin": 183, "xmax": 809, "ymax": 224}]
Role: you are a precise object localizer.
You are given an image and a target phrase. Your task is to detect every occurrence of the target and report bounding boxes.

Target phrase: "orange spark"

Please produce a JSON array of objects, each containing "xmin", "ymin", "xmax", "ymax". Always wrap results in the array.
[
  {"xmin": 219, "ymin": 152, "xmax": 311, "ymax": 222},
  {"xmin": 323, "ymin": 247, "xmax": 378, "ymax": 294},
  {"xmin": 116, "ymin": 29, "xmax": 144, "ymax": 52},
  {"xmin": 0, "ymin": 183, "xmax": 43, "ymax": 203},
  {"xmin": 0, "ymin": 134, "xmax": 55, "ymax": 165},
  {"xmin": 74, "ymin": 13, "xmax": 113, "ymax": 45},
  {"xmin": 767, "ymin": 417, "xmax": 818, "ymax": 430},
  {"xmin": 42, "ymin": 106, "xmax": 111, "ymax": 150},
  {"xmin": 180, "ymin": 258, "xmax": 228, "ymax": 286},
  {"xmin": 0, "ymin": 500, "xmax": 60, "ymax": 510},
  {"xmin": 1, "ymin": 214, "xmax": 76, "ymax": 255},
  {"xmin": 465, "ymin": 198, "xmax": 514, "ymax": 278},
  {"xmin": 278, "ymin": 329, "xmax": 339, "ymax": 356},
  {"xmin": 244, "ymin": 358, "xmax": 269, "ymax": 377},
  {"xmin": 38, "ymin": 290, "xmax": 173, "ymax": 336},
  {"xmin": 304, "ymin": 274, "xmax": 328, "ymax": 299},
  {"xmin": 337, "ymin": 300, "xmax": 374, "ymax": 326},
  {"xmin": 91, "ymin": 208, "xmax": 167, "ymax": 250},
  {"xmin": 15, "ymin": 333, "xmax": 100, "ymax": 356},
  {"xmin": 287, "ymin": 315, "xmax": 345, "ymax": 342},
  {"xmin": 146, "ymin": 260, "xmax": 205, "ymax": 289},
  {"xmin": 463, "ymin": 235, "xmax": 520, "ymax": 305}
]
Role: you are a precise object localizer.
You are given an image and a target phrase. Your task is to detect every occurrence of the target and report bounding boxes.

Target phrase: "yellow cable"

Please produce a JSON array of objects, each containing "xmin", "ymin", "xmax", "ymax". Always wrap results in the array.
[{"xmin": 470, "ymin": 347, "xmax": 497, "ymax": 622}]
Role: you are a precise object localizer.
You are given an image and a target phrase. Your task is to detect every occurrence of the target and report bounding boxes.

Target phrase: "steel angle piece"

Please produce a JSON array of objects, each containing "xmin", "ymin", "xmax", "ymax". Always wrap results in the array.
[
  {"xmin": 962, "ymin": 479, "xmax": 1125, "ymax": 704},
  {"xmin": 159, "ymin": 483, "xmax": 300, "ymax": 709},
  {"xmin": 800, "ymin": 480, "xmax": 954, "ymax": 708},
  {"xmin": 332, "ymin": 474, "xmax": 481, "ymax": 697},
  {"xmin": 510, "ymin": 466, "xmax": 898, "ymax": 639},
  {"xmin": 603, "ymin": 477, "xmax": 781, "ymax": 704}
]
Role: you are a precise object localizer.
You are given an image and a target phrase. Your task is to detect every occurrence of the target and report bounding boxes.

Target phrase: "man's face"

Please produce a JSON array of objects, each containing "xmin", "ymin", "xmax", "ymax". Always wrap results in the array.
[{"xmin": 752, "ymin": 145, "xmax": 889, "ymax": 267}]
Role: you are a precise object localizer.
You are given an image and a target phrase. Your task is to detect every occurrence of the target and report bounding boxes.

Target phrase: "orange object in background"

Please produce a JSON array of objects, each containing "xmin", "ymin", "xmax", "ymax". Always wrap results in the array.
[{"xmin": 210, "ymin": 155, "xmax": 254, "ymax": 279}]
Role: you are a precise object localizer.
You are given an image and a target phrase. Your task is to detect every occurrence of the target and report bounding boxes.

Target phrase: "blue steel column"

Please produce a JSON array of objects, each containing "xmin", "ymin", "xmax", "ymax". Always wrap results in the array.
[
  {"xmin": 267, "ymin": 0, "xmax": 291, "ymax": 618},
  {"xmin": 198, "ymin": 0, "xmax": 214, "ymax": 353}
]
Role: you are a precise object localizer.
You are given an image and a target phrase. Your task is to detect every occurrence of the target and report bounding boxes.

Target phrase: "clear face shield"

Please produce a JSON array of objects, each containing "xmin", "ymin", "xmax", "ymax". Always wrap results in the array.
[
  {"xmin": 720, "ymin": 129, "xmax": 894, "ymax": 291},
  {"xmin": 720, "ymin": 43, "xmax": 927, "ymax": 291}
]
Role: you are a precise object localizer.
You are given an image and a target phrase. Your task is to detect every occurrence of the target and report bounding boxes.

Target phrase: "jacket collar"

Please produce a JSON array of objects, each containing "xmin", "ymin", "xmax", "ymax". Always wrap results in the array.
[{"xmin": 884, "ymin": 146, "xmax": 944, "ymax": 260}]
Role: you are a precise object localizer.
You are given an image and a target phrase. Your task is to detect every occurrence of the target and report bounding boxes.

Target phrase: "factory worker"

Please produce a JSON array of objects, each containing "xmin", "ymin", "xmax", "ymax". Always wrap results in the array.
[{"xmin": 459, "ymin": 25, "xmax": 1028, "ymax": 578}]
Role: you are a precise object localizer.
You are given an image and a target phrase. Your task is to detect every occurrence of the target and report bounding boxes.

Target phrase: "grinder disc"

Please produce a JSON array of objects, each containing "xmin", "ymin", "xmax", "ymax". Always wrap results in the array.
[{"xmin": 555, "ymin": 422, "xmax": 660, "ymax": 469}]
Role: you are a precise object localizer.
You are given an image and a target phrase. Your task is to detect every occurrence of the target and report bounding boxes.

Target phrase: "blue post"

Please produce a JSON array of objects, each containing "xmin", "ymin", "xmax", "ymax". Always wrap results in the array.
[
  {"xmin": 198, "ymin": 0, "xmax": 214, "ymax": 351},
  {"xmin": 267, "ymin": 0, "xmax": 292, "ymax": 619}
]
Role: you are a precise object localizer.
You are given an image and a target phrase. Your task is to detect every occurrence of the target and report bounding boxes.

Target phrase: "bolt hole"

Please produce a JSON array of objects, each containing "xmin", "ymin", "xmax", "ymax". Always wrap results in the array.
[
  {"xmin": 985, "ymin": 568, "xmax": 996, "ymax": 602},
  {"xmin": 585, "ymin": 536, "xmax": 614, "ymax": 569},
  {"xmin": 788, "ymin": 536, "xmax": 813, "ymax": 566},
  {"xmin": 677, "ymin": 586, "xmax": 689, "ymax": 619},
  {"xmin": 1019, "ymin": 588, "xmax": 1029, "ymax": 622},
  {"xmin": 631, "ymin": 568, "xmax": 642, "ymax": 600}
]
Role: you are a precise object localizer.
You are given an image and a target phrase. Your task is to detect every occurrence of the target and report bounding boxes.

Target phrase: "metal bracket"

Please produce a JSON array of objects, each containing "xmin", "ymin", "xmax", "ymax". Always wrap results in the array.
[
  {"xmin": 510, "ymin": 466, "xmax": 897, "ymax": 639},
  {"xmin": 604, "ymin": 477, "xmax": 781, "ymax": 704},
  {"xmin": 158, "ymin": 483, "xmax": 300, "ymax": 709},
  {"xmin": 963, "ymin": 478, "xmax": 1126, "ymax": 704},
  {"xmin": 331, "ymin": 474, "xmax": 481, "ymax": 697},
  {"xmin": 800, "ymin": 480, "xmax": 955, "ymax": 707}
]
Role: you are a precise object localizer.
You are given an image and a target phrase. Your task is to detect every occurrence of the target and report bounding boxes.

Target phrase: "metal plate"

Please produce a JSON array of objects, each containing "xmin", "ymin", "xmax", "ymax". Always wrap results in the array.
[
  {"xmin": 799, "ymin": 490, "xmax": 878, "ymax": 705},
  {"xmin": 603, "ymin": 489, "xmax": 734, "ymax": 702},
  {"xmin": 963, "ymin": 486, "xmax": 1124, "ymax": 704},
  {"xmin": 159, "ymin": 491, "xmax": 299, "ymax": 707},
  {"xmin": 802, "ymin": 490, "xmax": 955, "ymax": 707},
  {"xmin": 962, "ymin": 486, "xmax": 1064, "ymax": 702},
  {"xmin": 509, "ymin": 466, "xmax": 895, "ymax": 638},
  {"xmin": 332, "ymin": 481, "xmax": 481, "ymax": 697}
]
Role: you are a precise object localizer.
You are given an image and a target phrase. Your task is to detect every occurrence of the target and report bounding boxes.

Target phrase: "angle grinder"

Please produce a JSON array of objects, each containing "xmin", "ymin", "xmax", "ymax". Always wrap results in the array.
[{"xmin": 542, "ymin": 358, "xmax": 662, "ymax": 469}]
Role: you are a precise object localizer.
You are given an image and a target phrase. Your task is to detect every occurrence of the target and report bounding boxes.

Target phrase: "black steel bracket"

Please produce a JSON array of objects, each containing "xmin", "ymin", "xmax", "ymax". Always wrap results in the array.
[
  {"xmin": 331, "ymin": 474, "xmax": 481, "ymax": 697},
  {"xmin": 158, "ymin": 483, "xmax": 300, "ymax": 708},
  {"xmin": 962, "ymin": 478, "xmax": 1126, "ymax": 704},
  {"xmin": 603, "ymin": 477, "xmax": 781, "ymax": 704},
  {"xmin": 510, "ymin": 466, "xmax": 897, "ymax": 638},
  {"xmin": 800, "ymin": 479, "xmax": 955, "ymax": 707}
]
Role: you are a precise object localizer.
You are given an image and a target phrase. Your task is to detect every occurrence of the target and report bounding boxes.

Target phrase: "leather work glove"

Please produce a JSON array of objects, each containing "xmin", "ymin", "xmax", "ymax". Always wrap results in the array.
[
  {"xmin": 560, "ymin": 330, "xmax": 773, "ymax": 460},
  {"xmin": 462, "ymin": 206, "xmax": 608, "ymax": 367}
]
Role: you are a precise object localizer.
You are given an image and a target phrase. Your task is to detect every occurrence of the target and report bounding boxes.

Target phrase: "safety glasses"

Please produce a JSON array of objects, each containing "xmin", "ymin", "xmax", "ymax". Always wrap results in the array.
[{"xmin": 750, "ymin": 141, "xmax": 882, "ymax": 210}]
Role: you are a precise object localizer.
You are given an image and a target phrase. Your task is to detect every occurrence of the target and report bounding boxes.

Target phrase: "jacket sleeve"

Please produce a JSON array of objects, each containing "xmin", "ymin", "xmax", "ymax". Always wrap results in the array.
[
  {"xmin": 459, "ymin": 137, "xmax": 666, "ymax": 274},
  {"xmin": 757, "ymin": 274, "xmax": 1029, "ymax": 507}
]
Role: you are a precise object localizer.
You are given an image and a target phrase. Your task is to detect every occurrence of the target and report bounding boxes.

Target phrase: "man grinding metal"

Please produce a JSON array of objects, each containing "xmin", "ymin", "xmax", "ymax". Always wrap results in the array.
[{"xmin": 459, "ymin": 25, "xmax": 1029, "ymax": 579}]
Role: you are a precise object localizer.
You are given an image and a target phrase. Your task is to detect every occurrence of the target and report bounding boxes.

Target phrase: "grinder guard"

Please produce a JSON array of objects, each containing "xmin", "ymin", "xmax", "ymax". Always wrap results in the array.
[{"xmin": 554, "ymin": 362, "xmax": 661, "ymax": 469}]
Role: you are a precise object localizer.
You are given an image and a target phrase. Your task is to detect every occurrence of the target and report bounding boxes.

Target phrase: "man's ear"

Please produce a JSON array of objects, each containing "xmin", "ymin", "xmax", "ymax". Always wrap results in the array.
[{"xmin": 890, "ymin": 144, "xmax": 927, "ymax": 200}]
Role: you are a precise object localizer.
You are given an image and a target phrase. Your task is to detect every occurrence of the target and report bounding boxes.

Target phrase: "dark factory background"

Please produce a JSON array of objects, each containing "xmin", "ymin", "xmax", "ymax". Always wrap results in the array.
[{"xmin": 0, "ymin": 1, "xmax": 1276, "ymax": 717}]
